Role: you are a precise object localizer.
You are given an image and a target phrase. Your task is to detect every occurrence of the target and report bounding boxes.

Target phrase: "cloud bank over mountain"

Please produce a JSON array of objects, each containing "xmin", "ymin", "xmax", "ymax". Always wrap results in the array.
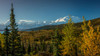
[{"xmin": 0, "ymin": 16, "xmax": 83, "ymax": 30}]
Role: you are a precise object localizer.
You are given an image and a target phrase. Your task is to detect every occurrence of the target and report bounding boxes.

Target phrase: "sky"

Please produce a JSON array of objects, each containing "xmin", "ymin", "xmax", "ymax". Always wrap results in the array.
[{"xmin": 0, "ymin": 0, "xmax": 100, "ymax": 27}]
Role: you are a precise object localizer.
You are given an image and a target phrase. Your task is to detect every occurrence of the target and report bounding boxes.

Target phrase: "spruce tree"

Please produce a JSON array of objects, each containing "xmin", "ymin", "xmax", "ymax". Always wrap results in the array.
[
  {"xmin": 34, "ymin": 43, "xmax": 39, "ymax": 54},
  {"xmin": 22, "ymin": 43, "xmax": 26, "ymax": 55},
  {"xmin": 40, "ymin": 40, "xmax": 46, "ymax": 52},
  {"xmin": 4, "ymin": 26, "xmax": 9, "ymax": 56},
  {"xmin": 39, "ymin": 36, "xmax": 46, "ymax": 52},
  {"xmin": 31, "ymin": 43, "xmax": 35, "ymax": 54},
  {"xmin": 47, "ymin": 42, "xmax": 53, "ymax": 53},
  {"xmin": 8, "ymin": 3, "xmax": 22, "ymax": 56},
  {"xmin": 52, "ymin": 28, "xmax": 62, "ymax": 56},
  {"xmin": 0, "ymin": 40, "xmax": 3, "ymax": 56},
  {"xmin": 28, "ymin": 40, "xmax": 31, "ymax": 54}
]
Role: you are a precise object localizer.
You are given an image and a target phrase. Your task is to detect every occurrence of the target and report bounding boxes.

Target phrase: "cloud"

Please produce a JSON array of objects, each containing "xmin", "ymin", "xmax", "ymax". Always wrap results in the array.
[
  {"xmin": 43, "ymin": 21, "xmax": 46, "ymax": 23},
  {"xmin": 71, "ymin": 16, "xmax": 82, "ymax": 22},
  {"xmin": 18, "ymin": 20, "xmax": 35, "ymax": 24},
  {"xmin": 3, "ymin": 20, "xmax": 10, "ymax": 25},
  {"xmin": 0, "ymin": 16, "xmax": 83, "ymax": 30}
]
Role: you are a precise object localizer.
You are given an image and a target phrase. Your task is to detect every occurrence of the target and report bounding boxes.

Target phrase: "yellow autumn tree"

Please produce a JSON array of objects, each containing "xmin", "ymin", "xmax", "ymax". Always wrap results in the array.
[
  {"xmin": 61, "ymin": 16, "xmax": 77, "ymax": 56},
  {"xmin": 0, "ymin": 33, "xmax": 5, "ymax": 47},
  {"xmin": 81, "ymin": 19, "xmax": 100, "ymax": 56}
]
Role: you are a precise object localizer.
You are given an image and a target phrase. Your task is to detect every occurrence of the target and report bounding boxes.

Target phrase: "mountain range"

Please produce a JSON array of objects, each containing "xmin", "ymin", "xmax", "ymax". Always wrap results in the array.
[
  {"xmin": 24, "ymin": 18, "xmax": 100, "ymax": 31},
  {"xmin": 0, "ymin": 16, "xmax": 83, "ymax": 30}
]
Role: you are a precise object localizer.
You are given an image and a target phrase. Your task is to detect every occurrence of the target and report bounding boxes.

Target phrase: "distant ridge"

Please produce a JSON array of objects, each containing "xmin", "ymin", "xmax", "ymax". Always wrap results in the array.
[
  {"xmin": 23, "ymin": 25, "xmax": 59, "ymax": 31},
  {"xmin": 0, "ymin": 30, "xmax": 4, "ymax": 31},
  {"xmin": 24, "ymin": 18, "xmax": 100, "ymax": 31}
]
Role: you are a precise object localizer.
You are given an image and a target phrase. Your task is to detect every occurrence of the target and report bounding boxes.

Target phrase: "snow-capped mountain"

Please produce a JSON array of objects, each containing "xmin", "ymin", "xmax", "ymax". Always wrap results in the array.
[
  {"xmin": 0, "ymin": 16, "xmax": 83, "ymax": 30},
  {"xmin": 52, "ymin": 16, "xmax": 82, "ymax": 23}
]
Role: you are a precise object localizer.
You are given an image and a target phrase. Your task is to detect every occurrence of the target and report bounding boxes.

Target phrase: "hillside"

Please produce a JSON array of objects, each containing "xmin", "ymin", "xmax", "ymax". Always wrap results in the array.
[
  {"xmin": 18, "ymin": 18, "xmax": 100, "ymax": 48},
  {"xmin": 25, "ymin": 18, "xmax": 100, "ymax": 31}
]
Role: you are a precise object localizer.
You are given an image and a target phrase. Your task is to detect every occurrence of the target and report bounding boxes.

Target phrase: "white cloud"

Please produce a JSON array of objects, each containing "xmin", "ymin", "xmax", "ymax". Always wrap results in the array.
[
  {"xmin": 43, "ymin": 21, "xmax": 46, "ymax": 23},
  {"xmin": 19, "ymin": 20, "xmax": 33, "ymax": 22},
  {"xmin": 18, "ymin": 20, "xmax": 34, "ymax": 24},
  {"xmin": 3, "ymin": 20, "xmax": 10, "ymax": 25},
  {"xmin": 72, "ymin": 16, "xmax": 75, "ymax": 17},
  {"xmin": 0, "ymin": 16, "xmax": 82, "ymax": 30},
  {"xmin": 71, "ymin": 16, "xmax": 79, "ymax": 19},
  {"xmin": 71, "ymin": 16, "xmax": 82, "ymax": 22}
]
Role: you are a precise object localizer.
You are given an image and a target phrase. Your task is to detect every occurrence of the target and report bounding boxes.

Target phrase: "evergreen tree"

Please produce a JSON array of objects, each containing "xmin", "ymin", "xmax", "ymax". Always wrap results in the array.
[
  {"xmin": 31, "ymin": 43, "xmax": 36, "ymax": 54},
  {"xmin": 40, "ymin": 36, "xmax": 46, "ymax": 52},
  {"xmin": 4, "ymin": 26, "xmax": 9, "ymax": 56},
  {"xmin": 0, "ymin": 40, "xmax": 4, "ymax": 56},
  {"xmin": 34, "ymin": 43, "xmax": 39, "ymax": 54},
  {"xmin": 47, "ymin": 43, "xmax": 53, "ymax": 53},
  {"xmin": 52, "ymin": 28, "xmax": 62, "ymax": 56},
  {"xmin": 0, "ymin": 40, "xmax": 3, "ymax": 56},
  {"xmin": 22, "ymin": 43, "xmax": 26, "ymax": 55},
  {"xmin": 8, "ymin": 3, "xmax": 22, "ymax": 56},
  {"xmin": 28, "ymin": 41, "xmax": 31, "ymax": 54}
]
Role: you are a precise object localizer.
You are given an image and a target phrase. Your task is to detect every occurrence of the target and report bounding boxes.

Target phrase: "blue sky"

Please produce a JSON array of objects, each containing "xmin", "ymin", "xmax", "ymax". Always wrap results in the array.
[{"xmin": 0, "ymin": 0, "xmax": 100, "ymax": 24}]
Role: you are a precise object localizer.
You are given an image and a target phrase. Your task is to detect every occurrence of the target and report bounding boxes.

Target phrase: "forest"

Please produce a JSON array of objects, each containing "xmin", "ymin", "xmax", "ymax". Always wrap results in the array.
[
  {"xmin": 0, "ymin": 2, "xmax": 100, "ymax": 56},
  {"xmin": 0, "ymin": 15, "xmax": 100, "ymax": 56}
]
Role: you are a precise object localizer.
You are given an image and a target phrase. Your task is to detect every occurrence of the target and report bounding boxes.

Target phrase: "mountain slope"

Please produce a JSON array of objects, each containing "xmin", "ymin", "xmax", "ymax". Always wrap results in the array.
[{"xmin": 25, "ymin": 18, "xmax": 100, "ymax": 31}]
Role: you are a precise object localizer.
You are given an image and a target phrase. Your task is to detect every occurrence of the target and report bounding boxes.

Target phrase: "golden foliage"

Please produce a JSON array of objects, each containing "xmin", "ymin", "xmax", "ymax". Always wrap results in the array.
[
  {"xmin": 60, "ymin": 17, "xmax": 77, "ymax": 56},
  {"xmin": 0, "ymin": 33, "xmax": 5, "ymax": 47},
  {"xmin": 18, "ymin": 30, "xmax": 54, "ymax": 47},
  {"xmin": 81, "ymin": 20, "xmax": 100, "ymax": 56}
]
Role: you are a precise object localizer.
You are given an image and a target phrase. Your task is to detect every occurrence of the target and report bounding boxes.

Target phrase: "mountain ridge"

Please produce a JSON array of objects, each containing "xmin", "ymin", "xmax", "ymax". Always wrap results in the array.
[{"xmin": 24, "ymin": 18, "xmax": 100, "ymax": 31}]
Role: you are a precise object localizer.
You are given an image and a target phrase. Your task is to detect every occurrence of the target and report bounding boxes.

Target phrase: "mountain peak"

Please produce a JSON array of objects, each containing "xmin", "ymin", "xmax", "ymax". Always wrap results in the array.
[{"xmin": 0, "ymin": 16, "xmax": 83, "ymax": 30}]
